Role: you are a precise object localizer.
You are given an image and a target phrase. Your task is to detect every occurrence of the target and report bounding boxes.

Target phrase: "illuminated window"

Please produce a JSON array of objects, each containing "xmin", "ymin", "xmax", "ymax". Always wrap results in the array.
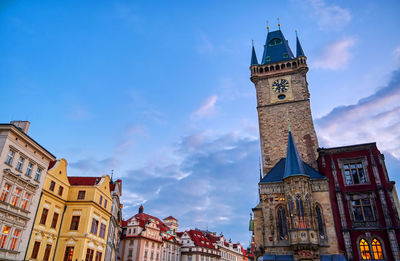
[
  {"xmin": 296, "ymin": 195, "xmax": 306, "ymax": 229},
  {"xmin": 0, "ymin": 226, "xmax": 11, "ymax": 248},
  {"xmin": 344, "ymin": 162, "xmax": 367, "ymax": 185},
  {"xmin": 21, "ymin": 192, "xmax": 31, "ymax": 210},
  {"xmin": 360, "ymin": 238, "xmax": 372, "ymax": 259},
  {"xmin": 10, "ymin": 187, "xmax": 22, "ymax": 207},
  {"xmin": 9, "ymin": 229, "xmax": 21, "ymax": 251},
  {"xmin": 0, "ymin": 183, "xmax": 11, "ymax": 202},
  {"xmin": 64, "ymin": 246, "xmax": 74, "ymax": 261},
  {"xmin": 371, "ymin": 238, "xmax": 384, "ymax": 259}
]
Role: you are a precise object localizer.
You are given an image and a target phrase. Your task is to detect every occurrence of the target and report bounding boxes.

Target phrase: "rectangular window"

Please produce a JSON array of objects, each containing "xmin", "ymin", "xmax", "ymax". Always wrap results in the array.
[
  {"xmin": 34, "ymin": 168, "xmax": 42, "ymax": 181},
  {"xmin": 0, "ymin": 183, "xmax": 11, "ymax": 202},
  {"xmin": 104, "ymin": 199, "xmax": 107, "ymax": 208},
  {"xmin": 5, "ymin": 150, "xmax": 15, "ymax": 165},
  {"xmin": 99, "ymin": 195, "xmax": 103, "ymax": 205},
  {"xmin": 43, "ymin": 244, "xmax": 52, "ymax": 261},
  {"xmin": 10, "ymin": 187, "xmax": 22, "ymax": 207},
  {"xmin": 99, "ymin": 223, "xmax": 106, "ymax": 238},
  {"xmin": 0, "ymin": 226, "xmax": 11, "ymax": 248},
  {"xmin": 40, "ymin": 208, "xmax": 49, "ymax": 225},
  {"xmin": 51, "ymin": 213, "xmax": 59, "ymax": 229},
  {"xmin": 85, "ymin": 248, "xmax": 94, "ymax": 261},
  {"xmin": 78, "ymin": 190, "xmax": 86, "ymax": 200},
  {"xmin": 64, "ymin": 246, "xmax": 74, "ymax": 261},
  {"xmin": 21, "ymin": 192, "xmax": 31, "ymax": 210},
  {"xmin": 70, "ymin": 216, "xmax": 80, "ymax": 230},
  {"xmin": 343, "ymin": 162, "xmax": 367, "ymax": 185},
  {"xmin": 26, "ymin": 162, "xmax": 33, "ymax": 176},
  {"xmin": 95, "ymin": 251, "xmax": 102, "ymax": 261},
  {"xmin": 352, "ymin": 199, "xmax": 375, "ymax": 222},
  {"xmin": 16, "ymin": 157, "xmax": 24, "ymax": 171},
  {"xmin": 90, "ymin": 218, "xmax": 99, "ymax": 235},
  {"xmin": 49, "ymin": 181, "xmax": 55, "ymax": 191},
  {"xmin": 58, "ymin": 186, "xmax": 64, "ymax": 196},
  {"xmin": 9, "ymin": 229, "xmax": 21, "ymax": 251},
  {"xmin": 128, "ymin": 249, "xmax": 133, "ymax": 256},
  {"xmin": 31, "ymin": 241, "xmax": 41, "ymax": 259}
]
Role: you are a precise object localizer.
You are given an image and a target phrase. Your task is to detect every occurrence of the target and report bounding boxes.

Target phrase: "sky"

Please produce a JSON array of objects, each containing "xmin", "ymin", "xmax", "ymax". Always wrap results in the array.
[{"xmin": 1, "ymin": 0, "xmax": 400, "ymax": 246}]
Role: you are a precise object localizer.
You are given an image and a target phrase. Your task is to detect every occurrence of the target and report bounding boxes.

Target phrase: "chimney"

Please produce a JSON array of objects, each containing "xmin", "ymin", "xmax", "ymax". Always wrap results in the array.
[{"xmin": 10, "ymin": 121, "xmax": 30, "ymax": 134}]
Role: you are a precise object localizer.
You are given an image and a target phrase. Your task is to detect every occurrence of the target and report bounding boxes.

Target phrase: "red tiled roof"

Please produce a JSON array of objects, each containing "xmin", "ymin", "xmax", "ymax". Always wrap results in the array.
[
  {"xmin": 68, "ymin": 176, "xmax": 102, "ymax": 186},
  {"xmin": 176, "ymin": 232, "xmax": 184, "ymax": 237},
  {"xmin": 121, "ymin": 220, "xmax": 128, "ymax": 227},
  {"xmin": 110, "ymin": 183, "xmax": 116, "ymax": 191},
  {"xmin": 125, "ymin": 212, "xmax": 169, "ymax": 233},
  {"xmin": 205, "ymin": 233, "xmax": 220, "ymax": 244},
  {"xmin": 164, "ymin": 216, "xmax": 177, "ymax": 221},
  {"xmin": 48, "ymin": 160, "xmax": 57, "ymax": 170},
  {"xmin": 186, "ymin": 230, "xmax": 215, "ymax": 249}
]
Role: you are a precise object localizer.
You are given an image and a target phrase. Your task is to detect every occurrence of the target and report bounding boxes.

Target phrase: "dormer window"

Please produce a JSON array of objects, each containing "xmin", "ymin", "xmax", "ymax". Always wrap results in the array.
[
  {"xmin": 266, "ymin": 56, "xmax": 271, "ymax": 62},
  {"xmin": 283, "ymin": 53, "xmax": 289, "ymax": 58},
  {"xmin": 269, "ymin": 38, "xmax": 282, "ymax": 46}
]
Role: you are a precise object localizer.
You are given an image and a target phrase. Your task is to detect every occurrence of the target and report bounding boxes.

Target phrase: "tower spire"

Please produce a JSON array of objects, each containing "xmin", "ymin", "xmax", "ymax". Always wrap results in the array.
[
  {"xmin": 296, "ymin": 30, "xmax": 305, "ymax": 57},
  {"xmin": 250, "ymin": 40, "xmax": 259, "ymax": 66},
  {"xmin": 283, "ymin": 129, "xmax": 306, "ymax": 179}
]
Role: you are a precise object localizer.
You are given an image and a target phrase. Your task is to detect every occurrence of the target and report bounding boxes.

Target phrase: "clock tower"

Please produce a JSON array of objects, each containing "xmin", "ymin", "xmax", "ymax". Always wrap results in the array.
[{"xmin": 250, "ymin": 28, "xmax": 319, "ymax": 175}]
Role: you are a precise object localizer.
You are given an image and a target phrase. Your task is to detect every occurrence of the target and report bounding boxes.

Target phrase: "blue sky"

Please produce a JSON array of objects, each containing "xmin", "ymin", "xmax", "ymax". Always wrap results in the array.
[{"xmin": 1, "ymin": 0, "xmax": 400, "ymax": 246}]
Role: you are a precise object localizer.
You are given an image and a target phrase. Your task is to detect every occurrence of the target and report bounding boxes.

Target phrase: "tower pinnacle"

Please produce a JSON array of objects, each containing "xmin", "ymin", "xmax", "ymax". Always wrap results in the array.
[
  {"xmin": 296, "ymin": 31, "xmax": 305, "ymax": 57},
  {"xmin": 250, "ymin": 41, "xmax": 259, "ymax": 66}
]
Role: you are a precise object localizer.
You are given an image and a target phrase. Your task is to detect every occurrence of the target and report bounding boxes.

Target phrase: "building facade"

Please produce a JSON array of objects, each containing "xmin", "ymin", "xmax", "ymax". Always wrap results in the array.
[
  {"xmin": 26, "ymin": 158, "xmax": 113, "ymax": 261},
  {"xmin": 318, "ymin": 143, "xmax": 400, "ymax": 261},
  {"xmin": 162, "ymin": 216, "xmax": 181, "ymax": 261},
  {"xmin": 105, "ymin": 179, "xmax": 122, "ymax": 261},
  {"xmin": 180, "ymin": 229, "xmax": 220, "ymax": 261},
  {"xmin": 0, "ymin": 121, "xmax": 55, "ymax": 261}
]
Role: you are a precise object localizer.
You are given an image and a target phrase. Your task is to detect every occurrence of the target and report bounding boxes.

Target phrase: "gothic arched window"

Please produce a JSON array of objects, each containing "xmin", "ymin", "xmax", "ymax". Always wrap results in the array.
[
  {"xmin": 315, "ymin": 205, "xmax": 325, "ymax": 239},
  {"xmin": 288, "ymin": 197, "xmax": 294, "ymax": 217},
  {"xmin": 360, "ymin": 238, "xmax": 371, "ymax": 259},
  {"xmin": 296, "ymin": 195, "xmax": 306, "ymax": 229},
  {"xmin": 371, "ymin": 238, "xmax": 384, "ymax": 259},
  {"xmin": 277, "ymin": 206, "xmax": 288, "ymax": 240}
]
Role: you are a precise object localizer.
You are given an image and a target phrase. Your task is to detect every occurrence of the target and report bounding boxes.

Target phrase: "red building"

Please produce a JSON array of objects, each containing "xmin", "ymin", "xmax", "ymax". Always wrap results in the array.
[{"xmin": 318, "ymin": 143, "xmax": 400, "ymax": 260}]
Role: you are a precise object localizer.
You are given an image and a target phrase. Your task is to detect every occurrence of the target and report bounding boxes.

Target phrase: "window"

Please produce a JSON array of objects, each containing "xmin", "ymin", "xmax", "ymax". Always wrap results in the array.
[
  {"xmin": 90, "ymin": 218, "xmax": 99, "ymax": 235},
  {"xmin": 10, "ymin": 187, "xmax": 22, "ymax": 207},
  {"xmin": 343, "ymin": 162, "xmax": 367, "ymax": 185},
  {"xmin": 21, "ymin": 192, "xmax": 31, "ymax": 210},
  {"xmin": 296, "ymin": 195, "xmax": 306, "ymax": 229},
  {"xmin": 277, "ymin": 206, "xmax": 288, "ymax": 240},
  {"xmin": 99, "ymin": 195, "xmax": 103, "ymax": 205},
  {"xmin": 269, "ymin": 38, "xmax": 282, "ymax": 46},
  {"xmin": 40, "ymin": 208, "xmax": 49, "ymax": 225},
  {"xmin": 34, "ymin": 168, "xmax": 42, "ymax": 181},
  {"xmin": 0, "ymin": 183, "xmax": 11, "ymax": 202},
  {"xmin": 129, "ymin": 239, "xmax": 133, "ymax": 245},
  {"xmin": 128, "ymin": 249, "xmax": 133, "ymax": 256},
  {"xmin": 49, "ymin": 181, "xmax": 56, "ymax": 191},
  {"xmin": 288, "ymin": 197, "xmax": 294, "ymax": 217},
  {"xmin": 31, "ymin": 241, "xmax": 41, "ymax": 258},
  {"xmin": 360, "ymin": 238, "xmax": 384, "ymax": 260},
  {"xmin": 352, "ymin": 199, "xmax": 375, "ymax": 222},
  {"xmin": 85, "ymin": 248, "xmax": 94, "ymax": 261},
  {"xmin": 26, "ymin": 162, "xmax": 33, "ymax": 176},
  {"xmin": 64, "ymin": 246, "xmax": 74, "ymax": 261},
  {"xmin": 16, "ymin": 157, "xmax": 24, "ymax": 171},
  {"xmin": 95, "ymin": 251, "xmax": 102, "ymax": 261},
  {"xmin": 315, "ymin": 205, "xmax": 325, "ymax": 239},
  {"xmin": 0, "ymin": 226, "xmax": 11, "ymax": 248},
  {"xmin": 5, "ymin": 150, "xmax": 15, "ymax": 165},
  {"xmin": 58, "ymin": 186, "xmax": 64, "ymax": 196},
  {"xmin": 99, "ymin": 223, "xmax": 106, "ymax": 238},
  {"xmin": 43, "ymin": 244, "xmax": 52, "ymax": 261},
  {"xmin": 104, "ymin": 199, "xmax": 107, "ymax": 208},
  {"xmin": 51, "ymin": 213, "xmax": 59, "ymax": 229},
  {"xmin": 9, "ymin": 229, "xmax": 20, "ymax": 251},
  {"xmin": 78, "ymin": 190, "xmax": 86, "ymax": 200},
  {"xmin": 70, "ymin": 216, "xmax": 80, "ymax": 230}
]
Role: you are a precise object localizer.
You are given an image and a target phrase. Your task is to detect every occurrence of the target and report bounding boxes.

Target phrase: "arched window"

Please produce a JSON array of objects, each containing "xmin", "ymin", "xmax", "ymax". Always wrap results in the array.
[
  {"xmin": 360, "ymin": 238, "xmax": 371, "ymax": 259},
  {"xmin": 288, "ymin": 197, "xmax": 294, "ymax": 217},
  {"xmin": 296, "ymin": 195, "xmax": 306, "ymax": 229},
  {"xmin": 371, "ymin": 238, "xmax": 384, "ymax": 259},
  {"xmin": 277, "ymin": 206, "xmax": 288, "ymax": 240},
  {"xmin": 315, "ymin": 205, "xmax": 325, "ymax": 239}
]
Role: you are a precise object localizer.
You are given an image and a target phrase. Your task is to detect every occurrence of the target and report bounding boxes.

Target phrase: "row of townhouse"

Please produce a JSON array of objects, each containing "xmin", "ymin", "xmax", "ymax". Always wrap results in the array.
[
  {"xmin": 0, "ymin": 121, "xmax": 123, "ymax": 261},
  {"xmin": 119, "ymin": 206, "xmax": 248, "ymax": 261}
]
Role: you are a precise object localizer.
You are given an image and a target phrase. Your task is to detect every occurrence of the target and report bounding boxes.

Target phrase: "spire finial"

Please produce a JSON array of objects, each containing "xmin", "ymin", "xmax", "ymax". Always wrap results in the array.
[
  {"xmin": 252, "ymin": 39, "xmax": 254, "ymax": 47},
  {"xmin": 266, "ymin": 20, "xmax": 269, "ymax": 32},
  {"xmin": 288, "ymin": 120, "xmax": 291, "ymax": 132},
  {"xmin": 277, "ymin": 18, "xmax": 280, "ymax": 29},
  {"xmin": 295, "ymin": 29, "xmax": 298, "ymax": 37},
  {"xmin": 111, "ymin": 169, "xmax": 114, "ymax": 181}
]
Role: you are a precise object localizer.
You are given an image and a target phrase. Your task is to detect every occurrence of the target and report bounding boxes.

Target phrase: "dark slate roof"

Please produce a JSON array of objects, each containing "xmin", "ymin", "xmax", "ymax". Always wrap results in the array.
[
  {"xmin": 250, "ymin": 45, "xmax": 259, "ymax": 66},
  {"xmin": 260, "ymin": 158, "xmax": 325, "ymax": 183},
  {"xmin": 296, "ymin": 35, "xmax": 305, "ymax": 57},
  {"xmin": 283, "ymin": 131, "xmax": 306, "ymax": 179},
  {"xmin": 261, "ymin": 30, "xmax": 294, "ymax": 64}
]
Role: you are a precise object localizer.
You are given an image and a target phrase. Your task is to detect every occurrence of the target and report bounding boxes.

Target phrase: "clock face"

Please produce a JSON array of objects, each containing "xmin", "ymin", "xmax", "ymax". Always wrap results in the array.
[{"xmin": 272, "ymin": 79, "xmax": 289, "ymax": 93}]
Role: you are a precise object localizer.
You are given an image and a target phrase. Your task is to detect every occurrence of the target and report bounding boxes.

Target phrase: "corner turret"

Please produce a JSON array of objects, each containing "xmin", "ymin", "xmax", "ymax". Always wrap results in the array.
[{"xmin": 296, "ymin": 32, "xmax": 305, "ymax": 57}]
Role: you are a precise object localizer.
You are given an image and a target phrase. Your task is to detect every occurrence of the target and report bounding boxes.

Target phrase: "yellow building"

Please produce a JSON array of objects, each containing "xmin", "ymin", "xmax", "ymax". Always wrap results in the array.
[{"xmin": 26, "ymin": 159, "xmax": 113, "ymax": 261}]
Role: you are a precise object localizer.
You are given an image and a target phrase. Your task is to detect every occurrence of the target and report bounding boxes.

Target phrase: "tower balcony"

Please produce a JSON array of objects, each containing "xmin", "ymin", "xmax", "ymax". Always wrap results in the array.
[{"xmin": 250, "ymin": 57, "xmax": 308, "ymax": 81}]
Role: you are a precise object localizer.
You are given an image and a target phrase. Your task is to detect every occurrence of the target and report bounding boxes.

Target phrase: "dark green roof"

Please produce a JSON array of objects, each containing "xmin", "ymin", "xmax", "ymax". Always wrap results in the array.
[{"xmin": 261, "ymin": 29, "xmax": 294, "ymax": 64}]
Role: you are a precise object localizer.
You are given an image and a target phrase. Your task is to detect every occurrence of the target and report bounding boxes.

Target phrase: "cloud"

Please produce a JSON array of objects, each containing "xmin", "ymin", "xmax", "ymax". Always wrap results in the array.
[
  {"xmin": 311, "ymin": 38, "xmax": 355, "ymax": 70},
  {"xmin": 192, "ymin": 95, "xmax": 218, "ymax": 119},
  {"xmin": 120, "ymin": 131, "xmax": 260, "ymax": 244},
  {"xmin": 69, "ymin": 157, "xmax": 119, "ymax": 175},
  {"xmin": 394, "ymin": 46, "xmax": 400, "ymax": 63},
  {"xmin": 316, "ymin": 68, "xmax": 400, "ymax": 159},
  {"xmin": 306, "ymin": 0, "xmax": 351, "ymax": 31}
]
